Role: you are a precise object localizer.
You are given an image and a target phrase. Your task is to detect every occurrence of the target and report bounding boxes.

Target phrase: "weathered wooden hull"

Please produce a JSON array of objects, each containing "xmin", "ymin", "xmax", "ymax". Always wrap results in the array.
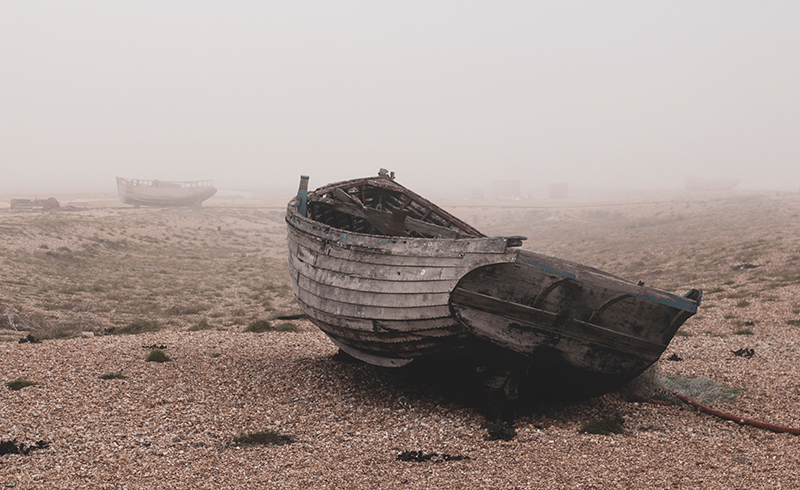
[
  {"xmin": 116, "ymin": 177, "xmax": 217, "ymax": 207},
  {"xmin": 451, "ymin": 250, "xmax": 701, "ymax": 399},
  {"xmin": 285, "ymin": 173, "xmax": 701, "ymax": 399},
  {"xmin": 286, "ymin": 209, "xmax": 520, "ymax": 366}
]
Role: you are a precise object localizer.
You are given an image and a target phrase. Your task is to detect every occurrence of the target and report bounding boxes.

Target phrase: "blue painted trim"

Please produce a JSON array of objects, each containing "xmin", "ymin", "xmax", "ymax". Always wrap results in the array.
[{"xmin": 514, "ymin": 256, "xmax": 699, "ymax": 312}]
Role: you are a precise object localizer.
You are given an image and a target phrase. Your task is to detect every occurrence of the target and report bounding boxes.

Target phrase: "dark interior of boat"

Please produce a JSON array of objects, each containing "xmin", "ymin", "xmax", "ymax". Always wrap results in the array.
[{"xmin": 306, "ymin": 180, "xmax": 484, "ymax": 239}]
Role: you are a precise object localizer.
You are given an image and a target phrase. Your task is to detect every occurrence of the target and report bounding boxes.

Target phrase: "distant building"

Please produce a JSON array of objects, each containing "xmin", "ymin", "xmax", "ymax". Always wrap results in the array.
[
  {"xmin": 10, "ymin": 197, "xmax": 60, "ymax": 211},
  {"xmin": 548, "ymin": 183, "xmax": 569, "ymax": 199},
  {"xmin": 492, "ymin": 180, "xmax": 521, "ymax": 200}
]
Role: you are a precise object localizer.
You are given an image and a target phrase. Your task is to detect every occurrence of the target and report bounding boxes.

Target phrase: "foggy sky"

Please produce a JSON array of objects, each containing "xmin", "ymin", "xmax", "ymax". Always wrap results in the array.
[{"xmin": 2, "ymin": 2, "xmax": 799, "ymax": 195}]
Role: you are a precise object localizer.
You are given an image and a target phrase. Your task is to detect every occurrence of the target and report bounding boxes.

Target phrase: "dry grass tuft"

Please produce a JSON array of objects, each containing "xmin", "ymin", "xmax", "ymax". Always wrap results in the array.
[
  {"xmin": 244, "ymin": 319, "xmax": 273, "ymax": 333},
  {"xmin": 188, "ymin": 319, "xmax": 214, "ymax": 331},
  {"xmin": 145, "ymin": 349, "xmax": 171, "ymax": 363},
  {"xmin": 116, "ymin": 320, "xmax": 160, "ymax": 335}
]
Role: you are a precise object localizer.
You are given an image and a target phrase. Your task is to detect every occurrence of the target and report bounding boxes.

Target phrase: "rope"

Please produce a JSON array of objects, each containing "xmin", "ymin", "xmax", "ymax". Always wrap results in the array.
[{"xmin": 639, "ymin": 387, "xmax": 800, "ymax": 436}]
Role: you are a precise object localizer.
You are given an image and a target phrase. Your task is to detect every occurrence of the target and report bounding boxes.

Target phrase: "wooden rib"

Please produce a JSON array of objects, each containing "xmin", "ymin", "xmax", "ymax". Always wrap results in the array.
[
  {"xmin": 315, "ymin": 197, "xmax": 464, "ymax": 238},
  {"xmin": 533, "ymin": 277, "xmax": 572, "ymax": 309},
  {"xmin": 587, "ymin": 294, "xmax": 632, "ymax": 325}
]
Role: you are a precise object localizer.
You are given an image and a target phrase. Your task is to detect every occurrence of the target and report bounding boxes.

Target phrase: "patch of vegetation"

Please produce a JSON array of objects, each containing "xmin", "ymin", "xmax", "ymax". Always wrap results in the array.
[
  {"xmin": 735, "ymin": 300, "xmax": 751, "ymax": 308},
  {"xmin": 482, "ymin": 421, "xmax": 516, "ymax": 441},
  {"xmin": 579, "ymin": 417, "xmax": 625, "ymax": 436},
  {"xmin": 166, "ymin": 304, "xmax": 206, "ymax": 316},
  {"xmin": 6, "ymin": 379, "xmax": 37, "ymax": 391},
  {"xmin": 116, "ymin": 320, "xmax": 160, "ymax": 335},
  {"xmin": 273, "ymin": 322, "xmax": 299, "ymax": 332},
  {"xmin": 734, "ymin": 328, "xmax": 754, "ymax": 335},
  {"xmin": 244, "ymin": 319, "xmax": 273, "ymax": 333},
  {"xmin": 787, "ymin": 320, "xmax": 800, "ymax": 327},
  {"xmin": 674, "ymin": 330, "xmax": 693, "ymax": 337},
  {"xmin": 705, "ymin": 287, "xmax": 725, "ymax": 294},
  {"xmin": 700, "ymin": 303, "xmax": 717, "ymax": 309},
  {"xmin": 189, "ymin": 319, "xmax": 214, "ymax": 331},
  {"xmin": 232, "ymin": 430, "xmax": 294, "ymax": 446},
  {"xmin": 99, "ymin": 372, "xmax": 127, "ymax": 380},
  {"xmin": 145, "ymin": 349, "xmax": 171, "ymax": 363},
  {"xmin": 36, "ymin": 322, "xmax": 85, "ymax": 340}
]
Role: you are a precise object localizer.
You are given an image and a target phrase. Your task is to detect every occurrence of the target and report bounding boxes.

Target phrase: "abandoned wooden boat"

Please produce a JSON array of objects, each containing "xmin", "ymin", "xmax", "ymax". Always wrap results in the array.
[
  {"xmin": 286, "ymin": 170, "xmax": 702, "ymax": 399},
  {"xmin": 116, "ymin": 177, "xmax": 217, "ymax": 207},
  {"xmin": 286, "ymin": 170, "xmax": 520, "ymax": 368}
]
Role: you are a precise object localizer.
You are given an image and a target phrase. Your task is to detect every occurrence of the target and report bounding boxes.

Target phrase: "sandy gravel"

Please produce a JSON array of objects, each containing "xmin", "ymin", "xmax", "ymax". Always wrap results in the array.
[{"xmin": 2, "ymin": 191, "xmax": 800, "ymax": 489}]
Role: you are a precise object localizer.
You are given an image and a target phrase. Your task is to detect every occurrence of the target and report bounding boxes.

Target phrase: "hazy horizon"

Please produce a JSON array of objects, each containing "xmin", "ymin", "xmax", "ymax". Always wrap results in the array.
[{"xmin": 2, "ymin": 2, "xmax": 799, "ymax": 196}]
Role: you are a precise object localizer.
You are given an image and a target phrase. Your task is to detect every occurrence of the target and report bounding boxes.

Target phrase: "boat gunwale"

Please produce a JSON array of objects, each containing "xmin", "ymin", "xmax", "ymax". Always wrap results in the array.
[
  {"xmin": 512, "ymin": 250, "xmax": 702, "ymax": 313},
  {"xmin": 286, "ymin": 211, "xmax": 516, "ymax": 256}
]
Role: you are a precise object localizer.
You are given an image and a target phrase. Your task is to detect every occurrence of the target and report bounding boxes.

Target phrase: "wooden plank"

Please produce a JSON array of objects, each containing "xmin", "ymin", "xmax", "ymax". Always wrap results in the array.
[
  {"xmin": 515, "ymin": 249, "xmax": 699, "ymax": 312},
  {"xmin": 455, "ymin": 258, "xmax": 693, "ymax": 343},
  {"xmin": 316, "ymin": 196, "xmax": 466, "ymax": 238},
  {"xmin": 332, "ymin": 187, "xmax": 364, "ymax": 206},
  {"xmin": 293, "ymin": 279, "xmax": 452, "ymax": 321},
  {"xmin": 290, "ymin": 242, "xmax": 466, "ymax": 283},
  {"xmin": 288, "ymin": 228, "xmax": 516, "ymax": 271},
  {"xmin": 290, "ymin": 251, "xmax": 458, "ymax": 293},
  {"xmin": 287, "ymin": 214, "xmax": 513, "ymax": 256},
  {"xmin": 451, "ymin": 287, "xmax": 666, "ymax": 359},
  {"xmin": 358, "ymin": 179, "xmax": 483, "ymax": 236},
  {"xmin": 326, "ymin": 338, "xmax": 414, "ymax": 367},
  {"xmin": 296, "ymin": 274, "xmax": 450, "ymax": 309},
  {"xmin": 297, "ymin": 302, "xmax": 463, "ymax": 336},
  {"xmin": 313, "ymin": 318, "xmax": 467, "ymax": 351},
  {"xmin": 454, "ymin": 305, "xmax": 650, "ymax": 374},
  {"xmin": 290, "ymin": 229, "xmax": 469, "ymax": 265}
]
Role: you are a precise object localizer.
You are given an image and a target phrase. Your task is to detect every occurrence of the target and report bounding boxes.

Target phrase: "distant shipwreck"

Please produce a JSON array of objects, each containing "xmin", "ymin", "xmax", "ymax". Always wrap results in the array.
[
  {"xmin": 286, "ymin": 170, "xmax": 702, "ymax": 400},
  {"xmin": 116, "ymin": 177, "xmax": 217, "ymax": 207}
]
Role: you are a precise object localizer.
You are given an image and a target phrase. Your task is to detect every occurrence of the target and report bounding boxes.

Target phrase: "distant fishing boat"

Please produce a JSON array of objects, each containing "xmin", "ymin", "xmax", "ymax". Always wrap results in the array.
[
  {"xmin": 286, "ymin": 170, "xmax": 701, "ymax": 400},
  {"xmin": 116, "ymin": 177, "xmax": 217, "ymax": 207}
]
